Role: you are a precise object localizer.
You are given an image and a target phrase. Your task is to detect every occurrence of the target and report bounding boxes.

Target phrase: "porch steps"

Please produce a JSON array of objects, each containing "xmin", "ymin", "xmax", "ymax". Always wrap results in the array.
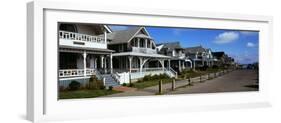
[{"xmin": 101, "ymin": 74, "xmax": 120, "ymax": 87}]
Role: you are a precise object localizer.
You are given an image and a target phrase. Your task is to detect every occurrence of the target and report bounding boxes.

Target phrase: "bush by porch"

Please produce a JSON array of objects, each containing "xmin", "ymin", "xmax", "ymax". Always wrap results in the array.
[
  {"xmin": 123, "ymin": 74, "xmax": 173, "ymax": 89},
  {"xmin": 177, "ymin": 67, "xmax": 226, "ymax": 80},
  {"xmin": 59, "ymin": 75, "xmax": 121, "ymax": 99}
]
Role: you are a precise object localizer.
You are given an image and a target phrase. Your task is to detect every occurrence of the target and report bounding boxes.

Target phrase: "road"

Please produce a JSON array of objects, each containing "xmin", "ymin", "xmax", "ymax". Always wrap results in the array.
[
  {"xmin": 105, "ymin": 69, "xmax": 258, "ymax": 97},
  {"xmin": 168, "ymin": 69, "xmax": 258, "ymax": 95}
]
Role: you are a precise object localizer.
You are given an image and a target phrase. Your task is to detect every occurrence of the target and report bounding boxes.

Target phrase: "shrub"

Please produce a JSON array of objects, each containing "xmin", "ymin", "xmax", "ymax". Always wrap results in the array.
[
  {"xmin": 108, "ymin": 86, "xmax": 113, "ymax": 91},
  {"xmin": 59, "ymin": 86, "xmax": 65, "ymax": 92},
  {"xmin": 87, "ymin": 75, "xmax": 104, "ymax": 90},
  {"xmin": 212, "ymin": 65, "xmax": 219, "ymax": 69},
  {"xmin": 68, "ymin": 81, "xmax": 81, "ymax": 91},
  {"xmin": 137, "ymin": 79, "xmax": 143, "ymax": 83},
  {"xmin": 199, "ymin": 65, "xmax": 208, "ymax": 71},
  {"xmin": 129, "ymin": 83, "xmax": 134, "ymax": 87},
  {"xmin": 143, "ymin": 74, "xmax": 152, "ymax": 81},
  {"xmin": 141, "ymin": 74, "xmax": 170, "ymax": 82},
  {"xmin": 100, "ymin": 85, "xmax": 106, "ymax": 90},
  {"xmin": 122, "ymin": 83, "xmax": 127, "ymax": 86}
]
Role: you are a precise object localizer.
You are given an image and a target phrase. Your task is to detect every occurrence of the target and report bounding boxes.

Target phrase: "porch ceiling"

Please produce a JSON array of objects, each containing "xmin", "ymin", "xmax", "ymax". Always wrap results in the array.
[
  {"xmin": 112, "ymin": 52, "xmax": 171, "ymax": 59},
  {"xmin": 59, "ymin": 45, "xmax": 114, "ymax": 55}
]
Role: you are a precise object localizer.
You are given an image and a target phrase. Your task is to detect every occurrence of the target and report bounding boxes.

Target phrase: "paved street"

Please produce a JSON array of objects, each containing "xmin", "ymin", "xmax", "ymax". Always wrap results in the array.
[
  {"xmin": 168, "ymin": 69, "xmax": 258, "ymax": 95},
  {"xmin": 105, "ymin": 69, "xmax": 258, "ymax": 97}
]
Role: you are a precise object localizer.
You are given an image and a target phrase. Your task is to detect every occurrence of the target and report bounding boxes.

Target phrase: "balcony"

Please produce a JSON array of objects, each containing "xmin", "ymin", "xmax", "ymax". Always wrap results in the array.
[
  {"xmin": 59, "ymin": 31, "xmax": 107, "ymax": 49},
  {"xmin": 132, "ymin": 47, "xmax": 157, "ymax": 54}
]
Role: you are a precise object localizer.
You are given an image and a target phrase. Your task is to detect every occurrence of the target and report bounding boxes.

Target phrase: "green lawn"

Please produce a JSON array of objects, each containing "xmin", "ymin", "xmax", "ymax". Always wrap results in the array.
[
  {"xmin": 132, "ymin": 79, "xmax": 173, "ymax": 89},
  {"xmin": 177, "ymin": 68, "xmax": 225, "ymax": 80},
  {"xmin": 59, "ymin": 89, "xmax": 121, "ymax": 99}
]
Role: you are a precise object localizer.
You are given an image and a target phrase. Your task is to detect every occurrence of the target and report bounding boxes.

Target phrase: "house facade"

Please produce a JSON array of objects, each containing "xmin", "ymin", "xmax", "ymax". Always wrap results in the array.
[
  {"xmin": 58, "ymin": 23, "xmax": 117, "ymax": 87},
  {"xmin": 212, "ymin": 51, "xmax": 235, "ymax": 68},
  {"xmin": 157, "ymin": 42, "xmax": 191, "ymax": 72},
  {"xmin": 58, "ymin": 24, "xmax": 177, "ymax": 88},
  {"xmin": 184, "ymin": 46, "xmax": 214, "ymax": 70},
  {"xmin": 107, "ymin": 27, "xmax": 177, "ymax": 82}
]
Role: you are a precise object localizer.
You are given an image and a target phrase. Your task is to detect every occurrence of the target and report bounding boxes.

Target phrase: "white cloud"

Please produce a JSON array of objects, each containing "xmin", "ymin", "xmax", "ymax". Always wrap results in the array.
[
  {"xmin": 231, "ymin": 51, "xmax": 258, "ymax": 64},
  {"xmin": 172, "ymin": 29, "xmax": 185, "ymax": 36},
  {"xmin": 214, "ymin": 32, "xmax": 239, "ymax": 44},
  {"xmin": 240, "ymin": 31, "xmax": 258, "ymax": 36},
  {"xmin": 247, "ymin": 42, "xmax": 256, "ymax": 47}
]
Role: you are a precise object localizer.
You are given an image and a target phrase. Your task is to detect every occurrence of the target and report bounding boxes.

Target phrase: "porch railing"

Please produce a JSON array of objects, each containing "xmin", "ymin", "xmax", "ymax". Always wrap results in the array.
[
  {"xmin": 168, "ymin": 67, "xmax": 178, "ymax": 78},
  {"xmin": 132, "ymin": 47, "xmax": 157, "ymax": 54},
  {"xmin": 143, "ymin": 67, "xmax": 163, "ymax": 72},
  {"xmin": 59, "ymin": 69, "xmax": 96, "ymax": 78},
  {"xmin": 59, "ymin": 30, "xmax": 105, "ymax": 43}
]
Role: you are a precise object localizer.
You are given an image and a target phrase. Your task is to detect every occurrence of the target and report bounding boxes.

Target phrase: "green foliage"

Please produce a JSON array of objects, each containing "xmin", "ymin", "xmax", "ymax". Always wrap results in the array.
[
  {"xmin": 68, "ymin": 81, "xmax": 81, "ymax": 91},
  {"xmin": 87, "ymin": 75, "xmax": 104, "ymax": 90},
  {"xmin": 129, "ymin": 83, "xmax": 134, "ymax": 87},
  {"xmin": 122, "ymin": 83, "xmax": 127, "ymax": 86},
  {"xmin": 108, "ymin": 86, "xmax": 113, "ymax": 91},
  {"xmin": 142, "ymin": 74, "xmax": 169, "ymax": 82},
  {"xmin": 100, "ymin": 85, "xmax": 106, "ymax": 90}
]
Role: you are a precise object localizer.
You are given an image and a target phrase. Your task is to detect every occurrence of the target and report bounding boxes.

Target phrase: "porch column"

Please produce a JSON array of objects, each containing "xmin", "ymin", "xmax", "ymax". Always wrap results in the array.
[
  {"xmin": 145, "ymin": 39, "xmax": 148, "ymax": 48},
  {"xmin": 104, "ymin": 30, "xmax": 107, "ymax": 48},
  {"xmin": 139, "ymin": 57, "xmax": 143, "ymax": 73},
  {"xmin": 95, "ymin": 58, "xmax": 97, "ymax": 69},
  {"xmin": 104, "ymin": 55, "xmax": 107, "ymax": 73},
  {"xmin": 110, "ymin": 53, "xmax": 113, "ymax": 73},
  {"xmin": 83, "ymin": 51, "xmax": 87, "ymax": 77},
  {"xmin": 100, "ymin": 55, "xmax": 104, "ymax": 69},
  {"xmin": 178, "ymin": 60, "xmax": 182, "ymax": 72},
  {"xmin": 137, "ymin": 38, "xmax": 140, "ymax": 48},
  {"xmin": 182, "ymin": 60, "xmax": 185, "ymax": 69},
  {"xmin": 168, "ymin": 59, "xmax": 171, "ymax": 70},
  {"xmin": 160, "ymin": 59, "xmax": 165, "ymax": 72},
  {"xmin": 128, "ymin": 56, "xmax": 133, "ymax": 73}
]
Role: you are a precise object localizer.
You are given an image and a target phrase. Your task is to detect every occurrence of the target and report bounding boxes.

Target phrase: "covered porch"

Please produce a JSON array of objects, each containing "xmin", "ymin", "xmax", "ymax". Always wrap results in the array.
[
  {"xmin": 112, "ymin": 52, "xmax": 177, "ymax": 81},
  {"xmin": 59, "ymin": 46, "xmax": 114, "ymax": 80}
]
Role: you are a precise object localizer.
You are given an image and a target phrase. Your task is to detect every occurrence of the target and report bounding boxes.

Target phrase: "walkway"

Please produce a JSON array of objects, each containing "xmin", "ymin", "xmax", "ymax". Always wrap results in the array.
[{"xmin": 105, "ymin": 69, "xmax": 258, "ymax": 97}]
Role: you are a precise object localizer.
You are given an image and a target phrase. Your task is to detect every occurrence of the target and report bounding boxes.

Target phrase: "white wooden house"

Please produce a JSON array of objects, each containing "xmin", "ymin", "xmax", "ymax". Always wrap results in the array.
[
  {"xmin": 58, "ymin": 24, "xmax": 177, "ymax": 88},
  {"xmin": 156, "ymin": 42, "xmax": 192, "ymax": 72},
  {"xmin": 184, "ymin": 46, "xmax": 214, "ymax": 70}
]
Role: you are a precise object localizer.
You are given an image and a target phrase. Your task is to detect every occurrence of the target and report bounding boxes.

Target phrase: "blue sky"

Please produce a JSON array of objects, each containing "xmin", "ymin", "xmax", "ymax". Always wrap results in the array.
[{"xmin": 109, "ymin": 25, "xmax": 259, "ymax": 64}]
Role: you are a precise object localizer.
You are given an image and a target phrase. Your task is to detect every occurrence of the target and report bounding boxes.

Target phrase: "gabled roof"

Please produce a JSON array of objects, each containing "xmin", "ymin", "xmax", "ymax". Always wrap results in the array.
[
  {"xmin": 157, "ymin": 42, "xmax": 183, "ymax": 53},
  {"xmin": 106, "ymin": 27, "xmax": 152, "ymax": 45},
  {"xmin": 184, "ymin": 46, "xmax": 206, "ymax": 54},
  {"xmin": 158, "ymin": 42, "xmax": 182, "ymax": 49}
]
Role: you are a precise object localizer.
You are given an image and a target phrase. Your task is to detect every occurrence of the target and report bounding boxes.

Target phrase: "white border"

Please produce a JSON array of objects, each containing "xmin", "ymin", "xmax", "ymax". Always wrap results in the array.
[{"xmin": 27, "ymin": 0, "xmax": 273, "ymax": 122}]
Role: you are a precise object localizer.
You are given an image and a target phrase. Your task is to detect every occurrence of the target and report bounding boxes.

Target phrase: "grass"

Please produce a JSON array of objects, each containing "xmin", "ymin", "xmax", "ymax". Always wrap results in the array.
[
  {"xmin": 59, "ymin": 89, "xmax": 121, "ymax": 99},
  {"xmin": 177, "ymin": 68, "xmax": 225, "ymax": 80},
  {"xmin": 132, "ymin": 78, "xmax": 173, "ymax": 89}
]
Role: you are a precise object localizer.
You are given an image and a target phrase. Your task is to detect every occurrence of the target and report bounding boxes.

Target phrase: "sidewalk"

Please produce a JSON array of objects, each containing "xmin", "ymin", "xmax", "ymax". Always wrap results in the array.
[{"xmin": 105, "ymin": 69, "xmax": 234, "ymax": 97}]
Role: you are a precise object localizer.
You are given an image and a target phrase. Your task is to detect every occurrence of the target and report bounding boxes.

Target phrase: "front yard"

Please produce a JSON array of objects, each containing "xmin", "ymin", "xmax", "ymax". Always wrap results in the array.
[
  {"xmin": 132, "ymin": 78, "xmax": 173, "ymax": 89},
  {"xmin": 177, "ymin": 68, "xmax": 225, "ymax": 80}
]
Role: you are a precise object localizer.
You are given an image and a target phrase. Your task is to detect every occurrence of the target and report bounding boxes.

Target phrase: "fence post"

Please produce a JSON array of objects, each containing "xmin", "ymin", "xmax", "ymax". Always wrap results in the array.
[
  {"xmin": 172, "ymin": 79, "xmax": 176, "ymax": 91},
  {"xmin": 159, "ymin": 80, "xmax": 163, "ymax": 94},
  {"xmin": 188, "ymin": 77, "xmax": 192, "ymax": 85},
  {"xmin": 199, "ymin": 75, "xmax": 202, "ymax": 82},
  {"xmin": 207, "ymin": 73, "xmax": 210, "ymax": 79}
]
